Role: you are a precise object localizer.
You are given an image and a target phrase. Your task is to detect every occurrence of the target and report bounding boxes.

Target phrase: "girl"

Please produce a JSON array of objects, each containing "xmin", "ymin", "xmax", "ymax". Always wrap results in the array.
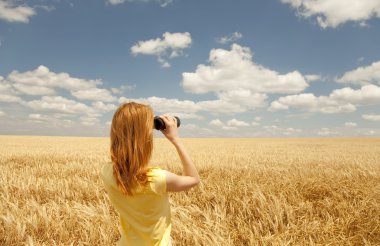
[{"xmin": 101, "ymin": 102, "xmax": 200, "ymax": 246}]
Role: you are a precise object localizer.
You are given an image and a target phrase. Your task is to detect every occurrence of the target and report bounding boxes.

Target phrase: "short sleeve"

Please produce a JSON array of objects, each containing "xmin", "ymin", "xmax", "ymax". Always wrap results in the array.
[{"xmin": 150, "ymin": 168, "xmax": 167, "ymax": 195}]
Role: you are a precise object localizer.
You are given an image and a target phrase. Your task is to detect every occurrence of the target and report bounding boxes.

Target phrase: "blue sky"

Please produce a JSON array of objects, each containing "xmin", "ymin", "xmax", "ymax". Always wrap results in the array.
[{"xmin": 0, "ymin": 0, "xmax": 380, "ymax": 137}]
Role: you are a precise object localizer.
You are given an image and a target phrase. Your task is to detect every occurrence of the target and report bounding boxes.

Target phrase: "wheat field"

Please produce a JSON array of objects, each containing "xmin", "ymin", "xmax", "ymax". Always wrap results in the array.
[{"xmin": 0, "ymin": 136, "xmax": 379, "ymax": 245}]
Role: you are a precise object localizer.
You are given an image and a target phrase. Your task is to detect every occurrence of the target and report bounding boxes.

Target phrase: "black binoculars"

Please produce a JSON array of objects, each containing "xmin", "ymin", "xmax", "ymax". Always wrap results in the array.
[{"xmin": 154, "ymin": 116, "xmax": 181, "ymax": 130}]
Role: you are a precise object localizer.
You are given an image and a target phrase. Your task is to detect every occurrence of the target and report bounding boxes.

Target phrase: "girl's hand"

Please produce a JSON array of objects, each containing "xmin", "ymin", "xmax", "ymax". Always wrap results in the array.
[{"xmin": 159, "ymin": 115, "xmax": 180, "ymax": 143}]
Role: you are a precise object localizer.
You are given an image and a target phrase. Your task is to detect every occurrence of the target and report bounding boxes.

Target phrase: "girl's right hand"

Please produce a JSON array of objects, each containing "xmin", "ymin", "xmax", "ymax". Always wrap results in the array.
[{"xmin": 159, "ymin": 115, "xmax": 180, "ymax": 143}]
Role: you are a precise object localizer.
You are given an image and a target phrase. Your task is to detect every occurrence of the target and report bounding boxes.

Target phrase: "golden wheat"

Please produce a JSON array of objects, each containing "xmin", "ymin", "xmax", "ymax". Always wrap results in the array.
[{"xmin": 0, "ymin": 136, "xmax": 379, "ymax": 245}]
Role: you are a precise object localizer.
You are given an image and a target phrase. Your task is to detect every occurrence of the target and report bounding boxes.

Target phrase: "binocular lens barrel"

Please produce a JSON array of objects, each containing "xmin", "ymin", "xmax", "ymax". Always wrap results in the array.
[{"xmin": 153, "ymin": 116, "xmax": 181, "ymax": 130}]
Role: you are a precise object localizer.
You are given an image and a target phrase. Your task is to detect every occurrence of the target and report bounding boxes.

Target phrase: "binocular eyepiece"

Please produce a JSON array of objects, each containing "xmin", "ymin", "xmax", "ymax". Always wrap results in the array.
[{"xmin": 154, "ymin": 116, "xmax": 181, "ymax": 130}]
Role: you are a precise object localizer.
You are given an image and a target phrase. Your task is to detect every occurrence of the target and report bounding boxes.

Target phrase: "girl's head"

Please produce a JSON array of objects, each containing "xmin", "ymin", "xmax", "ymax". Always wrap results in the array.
[{"xmin": 110, "ymin": 102, "xmax": 154, "ymax": 196}]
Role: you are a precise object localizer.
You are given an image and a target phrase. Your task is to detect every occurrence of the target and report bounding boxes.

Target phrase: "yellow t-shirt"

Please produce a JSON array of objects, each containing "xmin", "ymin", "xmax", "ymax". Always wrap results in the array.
[{"xmin": 101, "ymin": 162, "xmax": 172, "ymax": 246}]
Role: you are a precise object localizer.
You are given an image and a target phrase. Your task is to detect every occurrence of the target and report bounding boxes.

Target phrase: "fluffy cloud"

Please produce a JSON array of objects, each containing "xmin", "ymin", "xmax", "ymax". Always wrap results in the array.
[
  {"xmin": 196, "ymin": 100, "xmax": 247, "ymax": 114},
  {"xmin": 209, "ymin": 118, "xmax": 250, "ymax": 131},
  {"xmin": 226, "ymin": 118, "xmax": 250, "ymax": 127},
  {"xmin": 12, "ymin": 83, "xmax": 56, "ymax": 96},
  {"xmin": 71, "ymin": 88, "xmax": 116, "ymax": 102},
  {"xmin": 216, "ymin": 32, "xmax": 243, "ymax": 44},
  {"xmin": 318, "ymin": 127, "xmax": 338, "ymax": 136},
  {"xmin": 216, "ymin": 89, "xmax": 268, "ymax": 110},
  {"xmin": 27, "ymin": 113, "xmax": 75, "ymax": 127},
  {"xmin": 0, "ymin": 65, "xmax": 123, "ymax": 129},
  {"xmin": 107, "ymin": 0, "xmax": 173, "ymax": 7},
  {"xmin": 131, "ymin": 32, "xmax": 192, "ymax": 67},
  {"xmin": 182, "ymin": 44, "xmax": 308, "ymax": 95},
  {"xmin": 270, "ymin": 84, "xmax": 380, "ymax": 113},
  {"xmin": 1, "ymin": 66, "xmax": 118, "ymax": 103},
  {"xmin": 120, "ymin": 96, "xmax": 198, "ymax": 113},
  {"xmin": 305, "ymin": 74, "xmax": 322, "ymax": 82},
  {"xmin": 164, "ymin": 112, "xmax": 202, "ymax": 120},
  {"xmin": 345, "ymin": 122, "xmax": 357, "ymax": 127},
  {"xmin": 0, "ymin": 78, "xmax": 23, "ymax": 102},
  {"xmin": 337, "ymin": 61, "xmax": 380, "ymax": 85},
  {"xmin": 362, "ymin": 114, "xmax": 380, "ymax": 122},
  {"xmin": 281, "ymin": 0, "xmax": 380, "ymax": 28},
  {"xmin": 263, "ymin": 125, "xmax": 302, "ymax": 136},
  {"xmin": 119, "ymin": 96, "xmax": 249, "ymax": 114},
  {"xmin": 209, "ymin": 119, "xmax": 224, "ymax": 127},
  {"xmin": 24, "ymin": 96, "xmax": 93, "ymax": 115},
  {"xmin": 111, "ymin": 84, "xmax": 136, "ymax": 94},
  {"xmin": 0, "ymin": 76, "xmax": 23, "ymax": 102},
  {"xmin": 269, "ymin": 93, "xmax": 356, "ymax": 114},
  {"xmin": 0, "ymin": 1, "xmax": 36, "ymax": 23},
  {"xmin": 80, "ymin": 116, "xmax": 100, "ymax": 126},
  {"xmin": 91, "ymin": 101, "xmax": 117, "ymax": 113},
  {"xmin": 7, "ymin": 65, "xmax": 102, "ymax": 93},
  {"xmin": 330, "ymin": 84, "xmax": 380, "ymax": 105}
]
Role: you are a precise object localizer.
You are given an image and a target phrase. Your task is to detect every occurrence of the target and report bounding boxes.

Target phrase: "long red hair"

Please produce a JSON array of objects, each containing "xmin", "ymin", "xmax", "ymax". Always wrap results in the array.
[{"xmin": 110, "ymin": 102, "xmax": 154, "ymax": 196}]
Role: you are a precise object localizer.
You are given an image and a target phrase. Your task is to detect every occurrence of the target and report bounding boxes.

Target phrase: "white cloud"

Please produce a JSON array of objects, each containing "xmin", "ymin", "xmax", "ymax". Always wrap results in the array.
[
  {"xmin": 281, "ymin": 0, "xmax": 380, "ymax": 28},
  {"xmin": 362, "ymin": 114, "xmax": 380, "ymax": 122},
  {"xmin": 120, "ymin": 96, "xmax": 198, "ymax": 113},
  {"xmin": 0, "ymin": 1, "xmax": 36, "ymax": 23},
  {"xmin": 12, "ymin": 83, "xmax": 56, "ymax": 96},
  {"xmin": 181, "ymin": 123, "xmax": 197, "ymax": 130},
  {"xmin": 111, "ymin": 84, "xmax": 136, "ymax": 94},
  {"xmin": 71, "ymin": 88, "xmax": 116, "ymax": 102},
  {"xmin": 209, "ymin": 118, "xmax": 250, "ymax": 129},
  {"xmin": 119, "ymin": 96, "xmax": 249, "ymax": 115},
  {"xmin": 216, "ymin": 89, "xmax": 268, "ymax": 110},
  {"xmin": 131, "ymin": 32, "xmax": 192, "ymax": 68},
  {"xmin": 269, "ymin": 93, "xmax": 356, "ymax": 114},
  {"xmin": 7, "ymin": 65, "xmax": 102, "ymax": 92},
  {"xmin": 108, "ymin": 0, "xmax": 125, "ymax": 4},
  {"xmin": 0, "ymin": 76, "xmax": 23, "ymax": 102},
  {"xmin": 80, "ymin": 116, "xmax": 99, "ymax": 126},
  {"xmin": 337, "ymin": 61, "xmax": 380, "ymax": 85},
  {"xmin": 357, "ymin": 57, "xmax": 365, "ymax": 63},
  {"xmin": 29, "ymin": 114, "xmax": 52, "ymax": 121},
  {"xmin": 164, "ymin": 112, "xmax": 202, "ymax": 120},
  {"xmin": 209, "ymin": 119, "xmax": 224, "ymax": 127},
  {"xmin": 0, "ymin": 65, "xmax": 123, "ymax": 126},
  {"xmin": 222, "ymin": 126, "xmax": 238, "ymax": 131},
  {"xmin": 0, "ymin": 76, "xmax": 23, "ymax": 100},
  {"xmin": 345, "ymin": 122, "xmax": 357, "ymax": 127},
  {"xmin": 27, "ymin": 113, "xmax": 75, "ymax": 127},
  {"xmin": 318, "ymin": 127, "xmax": 338, "ymax": 136},
  {"xmin": 226, "ymin": 118, "xmax": 250, "ymax": 127},
  {"xmin": 0, "ymin": 94, "xmax": 23, "ymax": 103},
  {"xmin": 24, "ymin": 96, "xmax": 93, "ymax": 115},
  {"xmin": 0, "ymin": 109, "xmax": 5, "ymax": 117},
  {"xmin": 330, "ymin": 84, "xmax": 380, "ymax": 105},
  {"xmin": 27, "ymin": 113, "xmax": 68, "ymax": 123},
  {"xmin": 107, "ymin": 0, "xmax": 173, "ymax": 7},
  {"xmin": 216, "ymin": 32, "xmax": 243, "ymax": 44},
  {"xmin": 196, "ymin": 100, "xmax": 247, "ymax": 114},
  {"xmin": 305, "ymin": 74, "xmax": 321, "ymax": 82},
  {"xmin": 182, "ymin": 44, "xmax": 308, "ymax": 95},
  {"xmin": 91, "ymin": 101, "xmax": 117, "ymax": 113},
  {"xmin": 263, "ymin": 125, "xmax": 302, "ymax": 136},
  {"xmin": 270, "ymin": 84, "xmax": 380, "ymax": 114},
  {"xmin": 2, "ymin": 65, "xmax": 117, "ymax": 103},
  {"xmin": 169, "ymin": 123, "xmax": 213, "ymax": 137}
]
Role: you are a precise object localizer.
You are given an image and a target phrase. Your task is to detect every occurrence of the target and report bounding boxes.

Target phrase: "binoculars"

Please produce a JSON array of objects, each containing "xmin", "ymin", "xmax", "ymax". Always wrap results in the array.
[{"xmin": 154, "ymin": 116, "xmax": 181, "ymax": 130}]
